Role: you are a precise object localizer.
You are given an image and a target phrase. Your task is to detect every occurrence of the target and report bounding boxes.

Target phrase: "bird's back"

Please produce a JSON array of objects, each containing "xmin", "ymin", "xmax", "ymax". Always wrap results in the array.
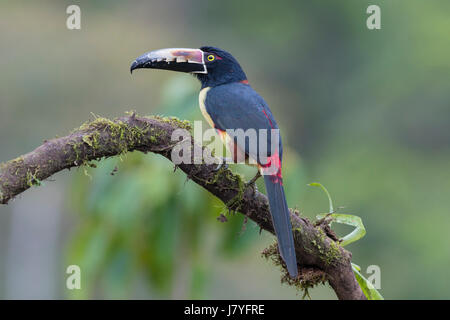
[{"xmin": 202, "ymin": 82, "xmax": 283, "ymax": 164}]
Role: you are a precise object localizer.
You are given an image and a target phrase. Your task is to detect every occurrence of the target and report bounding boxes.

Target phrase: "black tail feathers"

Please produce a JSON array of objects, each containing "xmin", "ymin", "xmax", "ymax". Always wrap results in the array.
[{"xmin": 264, "ymin": 175, "xmax": 298, "ymax": 278}]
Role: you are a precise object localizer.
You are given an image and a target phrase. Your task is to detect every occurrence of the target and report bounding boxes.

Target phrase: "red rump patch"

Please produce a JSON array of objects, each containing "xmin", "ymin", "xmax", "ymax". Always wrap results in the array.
[
  {"xmin": 240, "ymin": 80, "xmax": 249, "ymax": 84},
  {"xmin": 260, "ymin": 153, "xmax": 283, "ymax": 184},
  {"xmin": 218, "ymin": 126, "xmax": 283, "ymax": 184}
]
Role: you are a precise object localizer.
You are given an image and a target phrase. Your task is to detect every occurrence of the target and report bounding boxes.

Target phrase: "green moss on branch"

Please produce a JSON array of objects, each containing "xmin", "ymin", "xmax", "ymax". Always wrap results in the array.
[{"xmin": 0, "ymin": 114, "xmax": 187, "ymax": 205}]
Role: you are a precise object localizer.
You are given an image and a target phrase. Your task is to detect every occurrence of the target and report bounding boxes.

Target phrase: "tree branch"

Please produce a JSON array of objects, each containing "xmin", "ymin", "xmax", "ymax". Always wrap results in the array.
[{"xmin": 0, "ymin": 114, "xmax": 366, "ymax": 300}]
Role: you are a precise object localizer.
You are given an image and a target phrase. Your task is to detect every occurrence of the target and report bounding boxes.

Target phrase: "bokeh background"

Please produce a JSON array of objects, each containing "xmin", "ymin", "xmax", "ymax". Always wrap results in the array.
[{"xmin": 0, "ymin": 0, "xmax": 449, "ymax": 299}]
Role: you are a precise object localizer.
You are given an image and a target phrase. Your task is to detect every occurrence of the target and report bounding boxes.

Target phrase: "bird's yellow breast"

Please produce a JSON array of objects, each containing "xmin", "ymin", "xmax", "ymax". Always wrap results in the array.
[{"xmin": 199, "ymin": 87, "xmax": 215, "ymax": 128}]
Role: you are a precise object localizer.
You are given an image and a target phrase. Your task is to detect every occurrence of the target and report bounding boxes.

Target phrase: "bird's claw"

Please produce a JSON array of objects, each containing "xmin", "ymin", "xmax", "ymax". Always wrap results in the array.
[{"xmin": 245, "ymin": 171, "xmax": 262, "ymax": 189}]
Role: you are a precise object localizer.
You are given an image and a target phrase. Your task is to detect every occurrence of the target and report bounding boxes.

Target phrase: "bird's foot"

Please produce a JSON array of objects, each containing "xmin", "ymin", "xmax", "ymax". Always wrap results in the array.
[
  {"xmin": 245, "ymin": 171, "xmax": 262, "ymax": 194},
  {"xmin": 245, "ymin": 171, "xmax": 262, "ymax": 187}
]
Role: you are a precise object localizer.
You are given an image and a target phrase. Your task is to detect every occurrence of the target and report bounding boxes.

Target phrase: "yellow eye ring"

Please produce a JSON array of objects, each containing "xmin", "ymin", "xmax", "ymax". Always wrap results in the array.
[{"xmin": 207, "ymin": 54, "xmax": 215, "ymax": 61}]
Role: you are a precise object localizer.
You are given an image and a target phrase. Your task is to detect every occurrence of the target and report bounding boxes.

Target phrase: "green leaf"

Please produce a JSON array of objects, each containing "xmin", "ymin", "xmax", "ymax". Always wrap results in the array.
[
  {"xmin": 308, "ymin": 182, "xmax": 334, "ymax": 213},
  {"xmin": 316, "ymin": 213, "xmax": 366, "ymax": 246},
  {"xmin": 309, "ymin": 182, "xmax": 366, "ymax": 246},
  {"xmin": 352, "ymin": 263, "xmax": 384, "ymax": 300},
  {"xmin": 309, "ymin": 182, "xmax": 377, "ymax": 299}
]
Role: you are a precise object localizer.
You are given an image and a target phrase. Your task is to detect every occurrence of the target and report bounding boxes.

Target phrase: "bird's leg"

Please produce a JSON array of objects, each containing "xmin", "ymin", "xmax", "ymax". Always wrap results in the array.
[
  {"xmin": 213, "ymin": 157, "xmax": 233, "ymax": 171},
  {"xmin": 245, "ymin": 171, "xmax": 262, "ymax": 188},
  {"xmin": 244, "ymin": 171, "xmax": 262, "ymax": 197}
]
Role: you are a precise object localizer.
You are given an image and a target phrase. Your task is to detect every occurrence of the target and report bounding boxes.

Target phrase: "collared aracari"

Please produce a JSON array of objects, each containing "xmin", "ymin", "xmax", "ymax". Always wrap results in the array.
[{"xmin": 130, "ymin": 47, "xmax": 298, "ymax": 278}]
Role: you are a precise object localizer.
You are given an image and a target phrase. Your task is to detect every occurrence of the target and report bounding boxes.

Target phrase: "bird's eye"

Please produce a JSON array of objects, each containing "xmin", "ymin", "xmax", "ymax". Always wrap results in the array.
[{"xmin": 207, "ymin": 54, "xmax": 215, "ymax": 61}]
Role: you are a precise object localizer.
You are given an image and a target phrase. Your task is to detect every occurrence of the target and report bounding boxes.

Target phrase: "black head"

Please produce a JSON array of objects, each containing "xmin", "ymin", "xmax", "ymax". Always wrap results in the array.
[
  {"xmin": 195, "ymin": 46, "xmax": 247, "ymax": 88},
  {"xmin": 130, "ymin": 46, "xmax": 247, "ymax": 88}
]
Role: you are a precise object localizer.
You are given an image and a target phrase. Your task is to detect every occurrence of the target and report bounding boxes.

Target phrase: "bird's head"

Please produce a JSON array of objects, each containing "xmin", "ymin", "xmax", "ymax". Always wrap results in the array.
[{"xmin": 130, "ymin": 46, "xmax": 247, "ymax": 88}]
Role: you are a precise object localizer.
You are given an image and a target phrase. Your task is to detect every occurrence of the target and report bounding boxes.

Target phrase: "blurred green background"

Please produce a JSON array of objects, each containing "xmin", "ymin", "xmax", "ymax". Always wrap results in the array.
[{"xmin": 0, "ymin": 0, "xmax": 449, "ymax": 299}]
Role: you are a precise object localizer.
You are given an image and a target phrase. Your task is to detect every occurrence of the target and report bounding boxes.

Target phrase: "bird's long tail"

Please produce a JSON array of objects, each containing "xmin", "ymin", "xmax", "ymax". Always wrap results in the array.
[{"xmin": 263, "ymin": 174, "xmax": 298, "ymax": 278}]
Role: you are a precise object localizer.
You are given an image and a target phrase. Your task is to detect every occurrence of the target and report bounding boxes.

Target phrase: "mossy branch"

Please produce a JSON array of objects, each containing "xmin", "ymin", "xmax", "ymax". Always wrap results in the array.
[{"xmin": 0, "ymin": 113, "xmax": 365, "ymax": 300}]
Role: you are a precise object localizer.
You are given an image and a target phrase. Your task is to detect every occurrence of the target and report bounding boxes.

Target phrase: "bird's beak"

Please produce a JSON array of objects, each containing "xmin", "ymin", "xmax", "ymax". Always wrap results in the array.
[{"xmin": 130, "ymin": 48, "xmax": 206, "ymax": 74}]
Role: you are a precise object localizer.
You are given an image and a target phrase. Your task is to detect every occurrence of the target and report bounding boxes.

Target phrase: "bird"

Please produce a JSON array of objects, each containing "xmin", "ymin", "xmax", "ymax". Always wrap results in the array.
[{"xmin": 130, "ymin": 46, "xmax": 298, "ymax": 278}]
